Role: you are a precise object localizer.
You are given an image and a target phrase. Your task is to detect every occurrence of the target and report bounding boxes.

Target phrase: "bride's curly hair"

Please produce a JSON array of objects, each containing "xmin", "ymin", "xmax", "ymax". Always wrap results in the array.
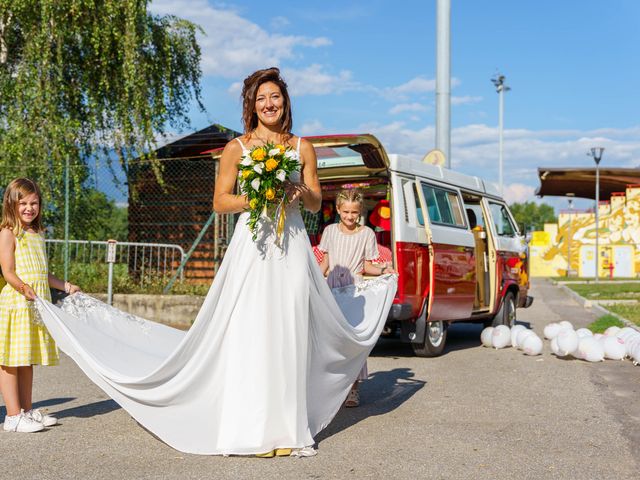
[{"xmin": 241, "ymin": 67, "xmax": 293, "ymax": 136}]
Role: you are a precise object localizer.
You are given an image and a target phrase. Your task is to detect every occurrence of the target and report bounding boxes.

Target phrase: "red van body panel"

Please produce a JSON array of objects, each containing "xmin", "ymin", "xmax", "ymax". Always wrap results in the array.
[
  {"xmin": 428, "ymin": 243, "xmax": 476, "ymax": 321},
  {"xmin": 395, "ymin": 241, "xmax": 430, "ymax": 318}
]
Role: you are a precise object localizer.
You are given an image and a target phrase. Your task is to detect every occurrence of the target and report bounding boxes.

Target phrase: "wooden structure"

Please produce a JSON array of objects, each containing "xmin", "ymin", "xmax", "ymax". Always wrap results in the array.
[{"xmin": 128, "ymin": 124, "xmax": 240, "ymax": 283}]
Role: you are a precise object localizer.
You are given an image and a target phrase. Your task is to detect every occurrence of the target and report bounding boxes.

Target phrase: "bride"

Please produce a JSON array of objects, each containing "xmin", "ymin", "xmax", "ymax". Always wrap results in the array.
[{"xmin": 36, "ymin": 67, "xmax": 398, "ymax": 456}]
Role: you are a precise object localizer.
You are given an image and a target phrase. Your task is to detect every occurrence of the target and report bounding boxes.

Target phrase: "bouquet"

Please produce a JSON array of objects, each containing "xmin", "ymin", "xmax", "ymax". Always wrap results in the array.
[{"xmin": 238, "ymin": 141, "xmax": 301, "ymax": 243}]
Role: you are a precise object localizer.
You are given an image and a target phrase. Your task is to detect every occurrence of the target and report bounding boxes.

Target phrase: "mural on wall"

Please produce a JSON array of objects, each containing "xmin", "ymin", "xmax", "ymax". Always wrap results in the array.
[{"xmin": 530, "ymin": 185, "xmax": 640, "ymax": 278}]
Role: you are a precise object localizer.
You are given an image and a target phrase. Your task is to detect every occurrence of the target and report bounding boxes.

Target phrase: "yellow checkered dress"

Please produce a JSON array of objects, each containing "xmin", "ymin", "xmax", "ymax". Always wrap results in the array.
[{"xmin": 0, "ymin": 230, "xmax": 58, "ymax": 366}]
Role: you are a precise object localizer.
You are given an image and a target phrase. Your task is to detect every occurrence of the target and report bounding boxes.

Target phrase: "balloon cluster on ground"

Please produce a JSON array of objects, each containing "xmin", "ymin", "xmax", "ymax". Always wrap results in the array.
[{"xmin": 480, "ymin": 322, "xmax": 640, "ymax": 364}]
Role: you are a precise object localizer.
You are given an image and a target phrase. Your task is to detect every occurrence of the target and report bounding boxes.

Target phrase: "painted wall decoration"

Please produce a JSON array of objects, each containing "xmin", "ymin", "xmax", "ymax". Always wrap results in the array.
[{"xmin": 529, "ymin": 185, "xmax": 640, "ymax": 278}]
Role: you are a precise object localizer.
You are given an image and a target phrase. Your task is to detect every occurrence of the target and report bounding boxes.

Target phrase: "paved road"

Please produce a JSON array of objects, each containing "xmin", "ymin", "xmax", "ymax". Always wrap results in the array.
[{"xmin": 2, "ymin": 279, "xmax": 639, "ymax": 479}]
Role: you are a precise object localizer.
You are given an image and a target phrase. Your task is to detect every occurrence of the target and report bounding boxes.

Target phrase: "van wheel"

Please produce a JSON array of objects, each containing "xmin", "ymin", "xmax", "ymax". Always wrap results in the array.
[
  {"xmin": 492, "ymin": 291, "xmax": 516, "ymax": 327},
  {"xmin": 412, "ymin": 321, "xmax": 447, "ymax": 357}
]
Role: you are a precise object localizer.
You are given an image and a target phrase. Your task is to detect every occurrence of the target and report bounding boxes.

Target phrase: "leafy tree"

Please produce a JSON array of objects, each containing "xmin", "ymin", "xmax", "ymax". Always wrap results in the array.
[
  {"xmin": 0, "ymin": 0, "xmax": 203, "ymax": 225},
  {"xmin": 61, "ymin": 188, "xmax": 128, "ymax": 241},
  {"xmin": 509, "ymin": 201, "xmax": 557, "ymax": 233}
]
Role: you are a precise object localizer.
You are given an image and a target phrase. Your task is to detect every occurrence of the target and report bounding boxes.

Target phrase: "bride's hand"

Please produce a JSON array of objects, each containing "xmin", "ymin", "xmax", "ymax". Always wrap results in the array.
[{"xmin": 284, "ymin": 181, "xmax": 309, "ymax": 203}]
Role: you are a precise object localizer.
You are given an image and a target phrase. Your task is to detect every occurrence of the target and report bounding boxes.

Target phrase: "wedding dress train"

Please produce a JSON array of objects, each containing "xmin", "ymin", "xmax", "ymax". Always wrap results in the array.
[{"xmin": 36, "ymin": 202, "xmax": 397, "ymax": 455}]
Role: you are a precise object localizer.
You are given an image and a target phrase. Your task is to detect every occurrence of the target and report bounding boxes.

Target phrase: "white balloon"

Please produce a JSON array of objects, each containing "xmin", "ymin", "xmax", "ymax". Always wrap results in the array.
[
  {"xmin": 559, "ymin": 320, "xmax": 574, "ymax": 331},
  {"xmin": 516, "ymin": 329, "xmax": 534, "ymax": 350},
  {"xmin": 543, "ymin": 323, "xmax": 562, "ymax": 340},
  {"xmin": 556, "ymin": 329, "xmax": 579, "ymax": 357},
  {"xmin": 626, "ymin": 336, "xmax": 640, "ymax": 358},
  {"xmin": 577, "ymin": 337, "xmax": 605, "ymax": 362},
  {"xmin": 604, "ymin": 326, "xmax": 621, "ymax": 337},
  {"xmin": 631, "ymin": 343, "xmax": 640, "ymax": 365},
  {"xmin": 576, "ymin": 328, "xmax": 593, "ymax": 338},
  {"xmin": 480, "ymin": 327, "xmax": 494, "ymax": 348},
  {"xmin": 511, "ymin": 324, "xmax": 526, "ymax": 347},
  {"xmin": 491, "ymin": 325, "xmax": 511, "ymax": 349},
  {"xmin": 603, "ymin": 336, "xmax": 626, "ymax": 360},
  {"xmin": 522, "ymin": 334, "xmax": 543, "ymax": 356},
  {"xmin": 550, "ymin": 336, "xmax": 560, "ymax": 356}
]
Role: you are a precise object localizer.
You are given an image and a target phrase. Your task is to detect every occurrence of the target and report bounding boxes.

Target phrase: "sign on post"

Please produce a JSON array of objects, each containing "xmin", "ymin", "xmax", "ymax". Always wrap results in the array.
[{"xmin": 106, "ymin": 239, "xmax": 117, "ymax": 305}]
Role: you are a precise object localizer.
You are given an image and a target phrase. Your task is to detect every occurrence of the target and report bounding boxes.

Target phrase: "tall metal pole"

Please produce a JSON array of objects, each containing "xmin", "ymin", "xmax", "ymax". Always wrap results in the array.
[
  {"xmin": 491, "ymin": 74, "xmax": 510, "ymax": 195},
  {"xmin": 64, "ymin": 155, "xmax": 69, "ymax": 281},
  {"xmin": 498, "ymin": 87, "xmax": 504, "ymax": 195},
  {"xmin": 595, "ymin": 164, "xmax": 600, "ymax": 283},
  {"xmin": 435, "ymin": 0, "xmax": 451, "ymax": 168},
  {"xmin": 589, "ymin": 147, "xmax": 604, "ymax": 283},
  {"xmin": 567, "ymin": 198, "xmax": 573, "ymax": 277}
]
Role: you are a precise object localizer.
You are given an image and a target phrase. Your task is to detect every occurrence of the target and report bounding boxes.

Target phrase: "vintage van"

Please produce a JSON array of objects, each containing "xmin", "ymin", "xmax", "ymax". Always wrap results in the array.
[{"xmin": 305, "ymin": 133, "xmax": 533, "ymax": 357}]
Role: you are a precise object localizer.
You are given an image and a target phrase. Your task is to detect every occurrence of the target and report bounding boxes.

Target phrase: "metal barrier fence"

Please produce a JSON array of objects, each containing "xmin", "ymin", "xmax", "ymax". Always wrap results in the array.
[
  {"xmin": 46, "ymin": 239, "xmax": 186, "ymax": 283},
  {"xmin": 1, "ymin": 125, "xmax": 239, "ymax": 290}
]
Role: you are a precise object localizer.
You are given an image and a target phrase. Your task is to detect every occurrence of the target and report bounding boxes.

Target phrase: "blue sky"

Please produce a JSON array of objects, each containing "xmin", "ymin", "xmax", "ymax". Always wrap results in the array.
[{"xmin": 150, "ymin": 0, "xmax": 640, "ymax": 211}]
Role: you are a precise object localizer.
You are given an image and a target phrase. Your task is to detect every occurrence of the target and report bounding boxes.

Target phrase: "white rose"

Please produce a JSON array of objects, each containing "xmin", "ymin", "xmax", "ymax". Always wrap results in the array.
[
  {"xmin": 284, "ymin": 150, "xmax": 298, "ymax": 160},
  {"xmin": 268, "ymin": 148, "xmax": 280, "ymax": 157},
  {"xmin": 253, "ymin": 162, "xmax": 264, "ymax": 174},
  {"xmin": 240, "ymin": 155, "xmax": 253, "ymax": 166},
  {"xmin": 251, "ymin": 178, "xmax": 261, "ymax": 191},
  {"xmin": 275, "ymin": 169, "xmax": 286, "ymax": 182}
]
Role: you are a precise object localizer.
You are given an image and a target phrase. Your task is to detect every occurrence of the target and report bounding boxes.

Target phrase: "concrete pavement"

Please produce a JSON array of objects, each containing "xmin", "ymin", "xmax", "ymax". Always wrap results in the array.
[{"xmin": 1, "ymin": 278, "xmax": 638, "ymax": 479}]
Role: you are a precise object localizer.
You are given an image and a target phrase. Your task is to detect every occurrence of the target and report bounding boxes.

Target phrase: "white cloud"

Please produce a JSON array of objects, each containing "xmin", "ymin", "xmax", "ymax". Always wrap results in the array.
[
  {"xmin": 385, "ymin": 76, "xmax": 461, "ymax": 100},
  {"xmin": 149, "ymin": 0, "xmax": 331, "ymax": 78},
  {"xmin": 503, "ymin": 183, "xmax": 537, "ymax": 204},
  {"xmin": 352, "ymin": 121, "xmax": 640, "ymax": 207},
  {"xmin": 451, "ymin": 95, "xmax": 483, "ymax": 106},
  {"xmin": 389, "ymin": 103, "xmax": 429, "ymax": 115},
  {"xmin": 270, "ymin": 16, "xmax": 290, "ymax": 30},
  {"xmin": 300, "ymin": 120, "xmax": 325, "ymax": 136},
  {"xmin": 283, "ymin": 64, "xmax": 361, "ymax": 96}
]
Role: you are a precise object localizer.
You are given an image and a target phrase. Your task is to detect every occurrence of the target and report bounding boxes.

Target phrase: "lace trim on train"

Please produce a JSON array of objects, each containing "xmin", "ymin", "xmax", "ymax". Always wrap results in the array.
[
  {"xmin": 59, "ymin": 293, "xmax": 151, "ymax": 334},
  {"xmin": 331, "ymin": 273, "xmax": 397, "ymax": 296}
]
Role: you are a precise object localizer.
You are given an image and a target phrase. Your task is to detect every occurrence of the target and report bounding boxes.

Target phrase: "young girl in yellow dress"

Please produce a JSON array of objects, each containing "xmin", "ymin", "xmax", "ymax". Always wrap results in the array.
[{"xmin": 0, "ymin": 178, "xmax": 80, "ymax": 432}]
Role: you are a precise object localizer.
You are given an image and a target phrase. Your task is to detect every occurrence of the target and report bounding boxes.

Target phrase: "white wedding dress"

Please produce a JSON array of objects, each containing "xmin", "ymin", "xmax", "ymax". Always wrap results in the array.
[{"xmin": 35, "ymin": 170, "xmax": 397, "ymax": 455}]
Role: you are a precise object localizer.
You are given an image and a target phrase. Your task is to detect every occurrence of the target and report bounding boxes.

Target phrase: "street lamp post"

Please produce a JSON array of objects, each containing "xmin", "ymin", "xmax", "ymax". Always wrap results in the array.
[
  {"xmin": 588, "ymin": 147, "xmax": 604, "ymax": 283},
  {"xmin": 491, "ymin": 74, "xmax": 510, "ymax": 195},
  {"xmin": 566, "ymin": 196, "xmax": 574, "ymax": 277}
]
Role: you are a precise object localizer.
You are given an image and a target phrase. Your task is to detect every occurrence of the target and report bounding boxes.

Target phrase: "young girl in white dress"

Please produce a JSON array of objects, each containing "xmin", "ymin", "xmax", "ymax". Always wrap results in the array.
[{"xmin": 318, "ymin": 189, "xmax": 395, "ymax": 406}]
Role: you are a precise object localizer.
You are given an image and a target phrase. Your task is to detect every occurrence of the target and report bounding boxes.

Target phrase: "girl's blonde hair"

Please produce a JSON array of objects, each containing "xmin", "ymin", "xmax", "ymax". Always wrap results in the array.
[
  {"xmin": 335, "ymin": 188, "xmax": 364, "ymax": 210},
  {"xmin": 1, "ymin": 178, "xmax": 45, "ymax": 234}
]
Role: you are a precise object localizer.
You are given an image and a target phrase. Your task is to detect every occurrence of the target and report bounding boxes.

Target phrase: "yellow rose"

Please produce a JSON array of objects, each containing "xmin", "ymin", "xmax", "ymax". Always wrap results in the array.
[
  {"xmin": 249, "ymin": 198, "xmax": 258, "ymax": 209},
  {"xmin": 265, "ymin": 158, "xmax": 279, "ymax": 172},
  {"xmin": 265, "ymin": 188, "xmax": 275, "ymax": 201},
  {"xmin": 275, "ymin": 144, "xmax": 286, "ymax": 154},
  {"xmin": 251, "ymin": 148, "xmax": 266, "ymax": 161},
  {"xmin": 242, "ymin": 169, "xmax": 252, "ymax": 179}
]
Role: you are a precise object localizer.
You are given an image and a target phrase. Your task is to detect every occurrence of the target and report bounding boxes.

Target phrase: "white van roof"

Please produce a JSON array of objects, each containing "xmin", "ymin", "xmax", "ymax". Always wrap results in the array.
[{"xmin": 388, "ymin": 154, "xmax": 502, "ymax": 199}]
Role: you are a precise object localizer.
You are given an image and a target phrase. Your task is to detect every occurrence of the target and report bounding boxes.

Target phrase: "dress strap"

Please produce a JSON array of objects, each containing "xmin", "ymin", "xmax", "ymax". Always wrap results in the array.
[
  {"xmin": 235, "ymin": 137, "xmax": 247, "ymax": 151},
  {"xmin": 296, "ymin": 136, "xmax": 301, "ymax": 154}
]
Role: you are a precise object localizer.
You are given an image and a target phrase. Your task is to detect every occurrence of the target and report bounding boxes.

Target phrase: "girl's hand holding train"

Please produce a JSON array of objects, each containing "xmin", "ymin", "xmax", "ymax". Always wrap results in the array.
[{"xmin": 19, "ymin": 282, "xmax": 37, "ymax": 301}]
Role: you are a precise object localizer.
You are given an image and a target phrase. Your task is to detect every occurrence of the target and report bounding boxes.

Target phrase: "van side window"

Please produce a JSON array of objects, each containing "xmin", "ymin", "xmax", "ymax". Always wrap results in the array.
[
  {"xmin": 488, "ymin": 202, "xmax": 517, "ymax": 236},
  {"xmin": 412, "ymin": 183, "xmax": 425, "ymax": 226},
  {"xmin": 421, "ymin": 183, "xmax": 465, "ymax": 227}
]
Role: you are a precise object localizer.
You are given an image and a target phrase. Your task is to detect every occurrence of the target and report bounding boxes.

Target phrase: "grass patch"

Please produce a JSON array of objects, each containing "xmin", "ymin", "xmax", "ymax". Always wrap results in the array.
[
  {"xmin": 552, "ymin": 277, "xmax": 638, "ymax": 283},
  {"xmin": 565, "ymin": 282, "xmax": 640, "ymax": 300},
  {"xmin": 588, "ymin": 315, "xmax": 625, "ymax": 333},
  {"xmin": 48, "ymin": 262, "xmax": 209, "ymax": 296},
  {"xmin": 607, "ymin": 304, "xmax": 640, "ymax": 325}
]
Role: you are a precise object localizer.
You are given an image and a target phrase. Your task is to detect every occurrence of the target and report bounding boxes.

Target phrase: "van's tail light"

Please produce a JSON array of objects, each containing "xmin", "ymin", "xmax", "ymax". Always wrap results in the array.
[{"xmin": 394, "ymin": 241, "xmax": 430, "ymax": 316}]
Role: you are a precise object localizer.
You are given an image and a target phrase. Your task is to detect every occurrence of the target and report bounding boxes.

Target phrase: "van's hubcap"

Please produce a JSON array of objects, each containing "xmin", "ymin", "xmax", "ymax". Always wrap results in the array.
[{"xmin": 428, "ymin": 321, "xmax": 445, "ymax": 347}]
